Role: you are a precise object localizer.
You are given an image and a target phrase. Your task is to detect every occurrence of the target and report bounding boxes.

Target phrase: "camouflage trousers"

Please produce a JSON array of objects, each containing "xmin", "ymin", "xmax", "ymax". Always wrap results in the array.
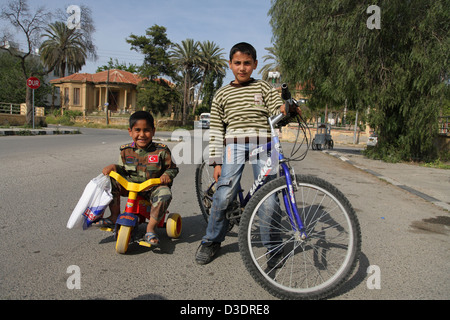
[{"xmin": 111, "ymin": 179, "xmax": 172, "ymax": 222}]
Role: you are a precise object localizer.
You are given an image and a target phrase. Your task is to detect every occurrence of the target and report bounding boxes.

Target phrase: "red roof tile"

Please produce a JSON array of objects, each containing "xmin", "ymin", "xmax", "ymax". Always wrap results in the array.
[{"xmin": 50, "ymin": 69, "xmax": 144, "ymax": 85}]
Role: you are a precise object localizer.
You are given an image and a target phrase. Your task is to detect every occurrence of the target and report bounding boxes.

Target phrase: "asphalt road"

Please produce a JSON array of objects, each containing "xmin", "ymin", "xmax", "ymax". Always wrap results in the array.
[{"xmin": 0, "ymin": 127, "xmax": 448, "ymax": 303}]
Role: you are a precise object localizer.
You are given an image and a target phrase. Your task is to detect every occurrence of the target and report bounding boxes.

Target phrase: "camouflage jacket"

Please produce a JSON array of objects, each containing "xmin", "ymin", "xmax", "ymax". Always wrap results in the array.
[{"xmin": 116, "ymin": 141, "xmax": 178, "ymax": 184}]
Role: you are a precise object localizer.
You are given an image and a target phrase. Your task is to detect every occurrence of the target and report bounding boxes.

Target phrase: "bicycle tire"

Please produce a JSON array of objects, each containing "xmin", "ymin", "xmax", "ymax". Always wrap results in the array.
[
  {"xmin": 195, "ymin": 161, "xmax": 239, "ymax": 230},
  {"xmin": 238, "ymin": 174, "xmax": 361, "ymax": 300},
  {"xmin": 195, "ymin": 161, "xmax": 215, "ymax": 222}
]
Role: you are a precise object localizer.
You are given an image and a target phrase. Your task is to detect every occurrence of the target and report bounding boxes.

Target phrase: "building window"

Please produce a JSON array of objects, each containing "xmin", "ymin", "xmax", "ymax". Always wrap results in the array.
[
  {"xmin": 64, "ymin": 88, "xmax": 69, "ymax": 106},
  {"xmin": 74, "ymin": 88, "xmax": 81, "ymax": 105}
]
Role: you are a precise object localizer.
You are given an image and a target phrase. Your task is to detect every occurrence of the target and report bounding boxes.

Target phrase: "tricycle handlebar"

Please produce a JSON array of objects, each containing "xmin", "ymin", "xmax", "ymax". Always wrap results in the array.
[{"xmin": 109, "ymin": 171, "xmax": 161, "ymax": 193}]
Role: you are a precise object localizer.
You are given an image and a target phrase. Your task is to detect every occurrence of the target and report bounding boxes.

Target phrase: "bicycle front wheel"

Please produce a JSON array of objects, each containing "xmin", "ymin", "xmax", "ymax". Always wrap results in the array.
[{"xmin": 238, "ymin": 174, "xmax": 361, "ymax": 300}]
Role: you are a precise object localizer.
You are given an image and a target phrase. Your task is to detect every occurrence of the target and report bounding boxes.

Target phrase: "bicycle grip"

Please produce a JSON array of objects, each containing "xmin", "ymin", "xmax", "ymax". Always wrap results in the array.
[{"xmin": 281, "ymin": 83, "xmax": 291, "ymax": 101}]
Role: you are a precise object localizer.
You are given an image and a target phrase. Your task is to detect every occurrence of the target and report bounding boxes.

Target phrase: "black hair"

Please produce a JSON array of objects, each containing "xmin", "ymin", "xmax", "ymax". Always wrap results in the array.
[
  {"xmin": 129, "ymin": 110, "xmax": 155, "ymax": 129},
  {"xmin": 229, "ymin": 42, "xmax": 257, "ymax": 61}
]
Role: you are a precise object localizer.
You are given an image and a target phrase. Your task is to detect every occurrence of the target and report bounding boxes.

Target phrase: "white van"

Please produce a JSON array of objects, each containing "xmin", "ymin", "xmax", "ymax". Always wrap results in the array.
[{"xmin": 198, "ymin": 113, "xmax": 210, "ymax": 129}]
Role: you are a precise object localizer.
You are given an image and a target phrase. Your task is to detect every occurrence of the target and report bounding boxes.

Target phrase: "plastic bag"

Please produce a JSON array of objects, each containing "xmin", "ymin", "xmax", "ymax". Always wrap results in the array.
[{"xmin": 67, "ymin": 174, "xmax": 113, "ymax": 230}]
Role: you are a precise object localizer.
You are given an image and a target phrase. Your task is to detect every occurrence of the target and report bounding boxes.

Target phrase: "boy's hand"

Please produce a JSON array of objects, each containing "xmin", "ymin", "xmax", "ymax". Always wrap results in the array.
[
  {"xmin": 213, "ymin": 165, "xmax": 222, "ymax": 183},
  {"xmin": 280, "ymin": 103, "xmax": 301, "ymax": 116},
  {"xmin": 102, "ymin": 164, "xmax": 116, "ymax": 176},
  {"xmin": 160, "ymin": 174, "xmax": 172, "ymax": 185}
]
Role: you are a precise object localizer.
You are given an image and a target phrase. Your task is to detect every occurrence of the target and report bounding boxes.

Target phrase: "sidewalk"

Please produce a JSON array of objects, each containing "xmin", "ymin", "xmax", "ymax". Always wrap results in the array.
[
  {"xmin": 323, "ymin": 147, "xmax": 450, "ymax": 212},
  {"xmin": 0, "ymin": 126, "xmax": 80, "ymax": 136}
]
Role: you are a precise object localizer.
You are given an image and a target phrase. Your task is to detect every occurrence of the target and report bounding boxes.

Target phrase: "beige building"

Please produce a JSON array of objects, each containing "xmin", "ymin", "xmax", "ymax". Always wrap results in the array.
[{"xmin": 50, "ymin": 69, "xmax": 143, "ymax": 114}]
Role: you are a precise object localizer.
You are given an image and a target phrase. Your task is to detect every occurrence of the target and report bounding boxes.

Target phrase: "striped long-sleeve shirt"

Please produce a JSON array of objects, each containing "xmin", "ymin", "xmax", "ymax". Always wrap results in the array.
[{"xmin": 209, "ymin": 78, "xmax": 284, "ymax": 165}]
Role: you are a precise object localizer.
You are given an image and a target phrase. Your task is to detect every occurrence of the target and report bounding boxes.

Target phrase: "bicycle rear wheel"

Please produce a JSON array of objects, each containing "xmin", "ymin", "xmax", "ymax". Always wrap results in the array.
[
  {"xmin": 238, "ymin": 174, "xmax": 361, "ymax": 300},
  {"xmin": 195, "ymin": 161, "xmax": 216, "ymax": 222}
]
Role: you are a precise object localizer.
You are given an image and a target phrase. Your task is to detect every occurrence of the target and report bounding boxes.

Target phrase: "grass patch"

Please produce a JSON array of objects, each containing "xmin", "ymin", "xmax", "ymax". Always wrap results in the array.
[{"xmin": 420, "ymin": 159, "xmax": 450, "ymax": 170}]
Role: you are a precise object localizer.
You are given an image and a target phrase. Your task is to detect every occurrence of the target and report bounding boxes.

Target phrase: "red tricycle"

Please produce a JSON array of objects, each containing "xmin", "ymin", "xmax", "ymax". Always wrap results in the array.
[{"xmin": 101, "ymin": 171, "xmax": 182, "ymax": 254}]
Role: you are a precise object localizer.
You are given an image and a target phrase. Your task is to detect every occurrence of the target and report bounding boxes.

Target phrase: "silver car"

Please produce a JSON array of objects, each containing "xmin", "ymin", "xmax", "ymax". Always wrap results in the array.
[{"xmin": 367, "ymin": 133, "xmax": 378, "ymax": 147}]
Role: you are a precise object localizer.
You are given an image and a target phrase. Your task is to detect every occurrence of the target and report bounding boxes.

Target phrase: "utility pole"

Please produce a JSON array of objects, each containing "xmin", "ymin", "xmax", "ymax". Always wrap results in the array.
[{"xmin": 353, "ymin": 110, "xmax": 359, "ymax": 144}]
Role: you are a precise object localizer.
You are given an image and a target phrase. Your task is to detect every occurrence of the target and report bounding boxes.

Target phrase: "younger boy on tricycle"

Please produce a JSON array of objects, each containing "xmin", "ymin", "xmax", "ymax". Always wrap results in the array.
[{"xmin": 98, "ymin": 111, "xmax": 179, "ymax": 246}]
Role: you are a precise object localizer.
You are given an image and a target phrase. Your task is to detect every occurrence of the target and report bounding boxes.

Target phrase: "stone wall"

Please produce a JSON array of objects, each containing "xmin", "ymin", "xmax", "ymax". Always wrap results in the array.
[
  {"xmin": 281, "ymin": 124, "xmax": 368, "ymax": 145},
  {"xmin": 0, "ymin": 114, "xmax": 46, "ymax": 127},
  {"xmin": 74, "ymin": 115, "xmax": 129, "ymax": 126}
]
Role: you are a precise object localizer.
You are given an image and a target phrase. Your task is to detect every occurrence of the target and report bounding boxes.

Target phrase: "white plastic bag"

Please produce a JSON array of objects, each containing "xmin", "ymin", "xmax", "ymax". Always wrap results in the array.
[{"xmin": 67, "ymin": 174, "xmax": 113, "ymax": 230}]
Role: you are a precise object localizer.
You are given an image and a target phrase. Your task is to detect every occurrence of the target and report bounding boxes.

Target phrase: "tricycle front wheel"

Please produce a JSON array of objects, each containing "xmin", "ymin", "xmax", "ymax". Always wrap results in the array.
[{"xmin": 116, "ymin": 225, "xmax": 132, "ymax": 254}]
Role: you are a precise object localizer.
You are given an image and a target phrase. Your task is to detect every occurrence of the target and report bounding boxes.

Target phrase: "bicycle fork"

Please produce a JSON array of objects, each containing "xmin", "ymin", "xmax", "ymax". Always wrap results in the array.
[
  {"xmin": 268, "ymin": 113, "xmax": 307, "ymax": 241},
  {"xmin": 280, "ymin": 162, "xmax": 307, "ymax": 240}
]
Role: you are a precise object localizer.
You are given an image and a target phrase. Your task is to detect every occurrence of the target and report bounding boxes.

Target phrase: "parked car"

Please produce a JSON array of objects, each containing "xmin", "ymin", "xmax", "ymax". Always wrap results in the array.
[
  {"xmin": 367, "ymin": 133, "xmax": 378, "ymax": 147},
  {"xmin": 197, "ymin": 113, "xmax": 210, "ymax": 129}
]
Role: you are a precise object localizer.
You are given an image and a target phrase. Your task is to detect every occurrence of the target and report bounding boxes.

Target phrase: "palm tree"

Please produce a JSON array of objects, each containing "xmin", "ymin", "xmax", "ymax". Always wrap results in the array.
[
  {"xmin": 194, "ymin": 41, "xmax": 227, "ymax": 114},
  {"xmin": 170, "ymin": 39, "xmax": 200, "ymax": 125},
  {"xmin": 39, "ymin": 21, "xmax": 87, "ymax": 77}
]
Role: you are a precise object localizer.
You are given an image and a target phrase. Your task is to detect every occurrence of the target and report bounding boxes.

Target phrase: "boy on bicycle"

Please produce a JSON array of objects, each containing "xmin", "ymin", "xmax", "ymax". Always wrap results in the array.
[
  {"xmin": 99, "ymin": 111, "xmax": 178, "ymax": 246},
  {"xmin": 195, "ymin": 42, "xmax": 300, "ymax": 265}
]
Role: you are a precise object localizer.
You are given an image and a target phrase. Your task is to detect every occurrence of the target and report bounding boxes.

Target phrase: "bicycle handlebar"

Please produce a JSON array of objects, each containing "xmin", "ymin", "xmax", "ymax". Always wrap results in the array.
[
  {"xmin": 281, "ymin": 83, "xmax": 291, "ymax": 101},
  {"xmin": 280, "ymin": 83, "xmax": 301, "ymax": 120}
]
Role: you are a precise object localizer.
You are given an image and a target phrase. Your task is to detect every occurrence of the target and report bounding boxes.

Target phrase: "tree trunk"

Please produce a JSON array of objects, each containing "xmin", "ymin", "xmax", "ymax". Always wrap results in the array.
[
  {"xmin": 194, "ymin": 73, "xmax": 206, "ymax": 116},
  {"xmin": 182, "ymin": 69, "xmax": 188, "ymax": 126}
]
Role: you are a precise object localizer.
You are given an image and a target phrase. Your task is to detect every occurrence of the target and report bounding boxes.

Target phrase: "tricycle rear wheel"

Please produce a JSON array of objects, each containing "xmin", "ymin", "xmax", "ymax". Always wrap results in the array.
[{"xmin": 166, "ymin": 213, "xmax": 182, "ymax": 238}]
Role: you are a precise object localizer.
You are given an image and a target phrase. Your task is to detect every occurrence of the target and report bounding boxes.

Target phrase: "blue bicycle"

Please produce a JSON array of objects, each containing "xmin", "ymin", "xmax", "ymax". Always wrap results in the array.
[{"xmin": 195, "ymin": 84, "xmax": 361, "ymax": 299}]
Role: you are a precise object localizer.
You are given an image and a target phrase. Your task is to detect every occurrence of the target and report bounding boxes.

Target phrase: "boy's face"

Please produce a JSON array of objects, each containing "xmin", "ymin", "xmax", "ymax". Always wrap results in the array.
[
  {"xmin": 229, "ymin": 51, "xmax": 258, "ymax": 84},
  {"xmin": 128, "ymin": 119, "xmax": 155, "ymax": 149}
]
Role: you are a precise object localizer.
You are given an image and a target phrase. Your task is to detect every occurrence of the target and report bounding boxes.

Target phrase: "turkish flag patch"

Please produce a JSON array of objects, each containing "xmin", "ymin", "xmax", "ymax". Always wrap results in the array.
[{"xmin": 148, "ymin": 155, "xmax": 159, "ymax": 163}]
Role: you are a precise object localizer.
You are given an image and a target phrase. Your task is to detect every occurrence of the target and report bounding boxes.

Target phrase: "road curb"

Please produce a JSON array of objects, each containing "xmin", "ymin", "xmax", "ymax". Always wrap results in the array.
[
  {"xmin": 0, "ymin": 128, "xmax": 80, "ymax": 136},
  {"xmin": 322, "ymin": 150, "xmax": 450, "ymax": 211}
]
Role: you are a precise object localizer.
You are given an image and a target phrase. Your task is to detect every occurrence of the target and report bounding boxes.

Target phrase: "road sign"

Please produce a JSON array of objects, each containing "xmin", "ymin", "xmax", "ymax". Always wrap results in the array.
[
  {"xmin": 26, "ymin": 77, "xmax": 40, "ymax": 129},
  {"xmin": 27, "ymin": 77, "xmax": 41, "ymax": 89}
]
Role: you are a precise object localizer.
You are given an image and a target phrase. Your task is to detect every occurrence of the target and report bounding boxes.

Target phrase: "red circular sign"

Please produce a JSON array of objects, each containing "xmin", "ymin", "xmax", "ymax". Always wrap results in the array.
[{"xmin": 27, "ymin": 77, "xmax": 41, "ymax": 89}]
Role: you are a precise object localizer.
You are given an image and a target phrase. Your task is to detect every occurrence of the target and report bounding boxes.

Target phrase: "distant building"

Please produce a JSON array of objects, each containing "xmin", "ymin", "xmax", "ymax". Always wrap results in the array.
[{"xmin": 50, "ymin": 69, "xmax": 143, "ymax": 114}]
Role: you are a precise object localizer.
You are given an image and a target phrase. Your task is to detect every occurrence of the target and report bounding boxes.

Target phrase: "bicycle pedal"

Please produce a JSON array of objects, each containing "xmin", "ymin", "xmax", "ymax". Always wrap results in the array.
[{"xmin": 100, "ymin": 227, "xmax": 114, "ymax": 232}]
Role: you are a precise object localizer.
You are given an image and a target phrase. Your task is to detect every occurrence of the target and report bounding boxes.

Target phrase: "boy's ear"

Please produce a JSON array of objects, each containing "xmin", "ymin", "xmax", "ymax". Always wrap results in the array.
[{"xmin": 128, "ymin": 127, "xmax": 132, "ymax": 136}]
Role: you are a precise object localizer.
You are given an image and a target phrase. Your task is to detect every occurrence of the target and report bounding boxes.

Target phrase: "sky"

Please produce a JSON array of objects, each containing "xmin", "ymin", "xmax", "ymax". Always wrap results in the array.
[{"xmin": 1, "ymin": 0, "xmax": 275, "ymax": 85}]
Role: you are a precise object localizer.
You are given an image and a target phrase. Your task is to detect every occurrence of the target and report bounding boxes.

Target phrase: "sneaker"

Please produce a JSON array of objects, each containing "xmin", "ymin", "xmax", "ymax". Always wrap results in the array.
[
  {"xmin": 195, "ymin": 242, "xmax": 221, "ymax": 265},
  {"xmin": 267, "ymin": 250, "xmax": 284, "ymax": 269}
]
